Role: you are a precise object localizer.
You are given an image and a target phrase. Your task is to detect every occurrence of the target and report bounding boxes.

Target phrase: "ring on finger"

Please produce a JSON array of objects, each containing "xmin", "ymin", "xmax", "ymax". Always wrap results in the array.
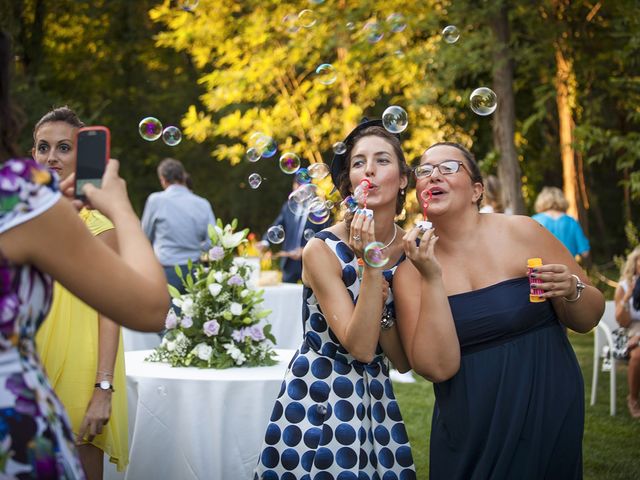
[{"xmin": 353, "ymin": 235, "xmax": 361, "ymax": 241}]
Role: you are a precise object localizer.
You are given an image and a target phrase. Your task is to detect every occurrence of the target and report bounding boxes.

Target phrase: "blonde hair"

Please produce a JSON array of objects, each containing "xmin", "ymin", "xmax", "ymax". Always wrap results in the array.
[
  {"xmin": 621, "ymin": 246, "xmax": 640, "ymax": 286},
  {"xmin": 534, "ymin": 186, "xmax": 569, "ymax": 213}
]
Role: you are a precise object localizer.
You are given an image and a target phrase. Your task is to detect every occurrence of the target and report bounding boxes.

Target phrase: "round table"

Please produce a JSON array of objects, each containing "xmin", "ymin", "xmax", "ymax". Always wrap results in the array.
[{"xmin": 112, "ymin": 349, "xmax": 296, "ymax": 480}]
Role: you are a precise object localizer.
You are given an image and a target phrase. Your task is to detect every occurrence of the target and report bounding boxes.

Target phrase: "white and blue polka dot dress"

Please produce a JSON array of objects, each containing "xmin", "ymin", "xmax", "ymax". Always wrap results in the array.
[{"xmin": 254, "ymin": 231, "xmax": 416, "ymax": 480}]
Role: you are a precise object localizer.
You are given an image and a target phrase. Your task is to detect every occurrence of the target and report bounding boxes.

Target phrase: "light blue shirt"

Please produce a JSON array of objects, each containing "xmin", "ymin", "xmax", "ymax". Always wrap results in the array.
[
  {"xmin": 532, "ymin": 212, "xmax": 590, "ymax": 257},
  {"xmin": 141, "ymin": 184, "xmax": 216, "ymax": 266}
]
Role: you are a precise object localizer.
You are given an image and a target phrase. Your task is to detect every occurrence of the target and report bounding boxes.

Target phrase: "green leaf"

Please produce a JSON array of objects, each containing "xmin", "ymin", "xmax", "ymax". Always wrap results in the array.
[{"xmin": 168, "ymin": 284, "xmax": 182, "ymax": 299}]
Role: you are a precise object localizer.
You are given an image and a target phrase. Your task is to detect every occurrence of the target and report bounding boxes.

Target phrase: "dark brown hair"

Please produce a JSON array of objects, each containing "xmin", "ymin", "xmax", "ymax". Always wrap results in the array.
[
  {"xmin": 423, "ymin": 141, "xmax": 484, "ymax": 207},
  {"xmin": 33, "ymin": 106, "xmax": 85, "ymax": 142},
  {"xmin": 336, "ymin": 126, "xmax": 411, "ymax": 217}
]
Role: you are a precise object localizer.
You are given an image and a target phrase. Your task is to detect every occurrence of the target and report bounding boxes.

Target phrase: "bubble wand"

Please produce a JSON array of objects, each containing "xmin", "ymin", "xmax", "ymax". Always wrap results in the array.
[
  {"xmin": 415, "ymin": 190, "xmax": 433, "ymax": 231},
  {"xmin": 355, "ymin": 179, "xmax": 373, "ymax": 216}
]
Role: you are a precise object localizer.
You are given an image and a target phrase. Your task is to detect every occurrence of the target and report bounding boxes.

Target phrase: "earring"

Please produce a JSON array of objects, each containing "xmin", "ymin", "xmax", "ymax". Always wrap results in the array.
[{"xmin": 400, "ymin": 188, "xmax": 405, "ymax": 195}]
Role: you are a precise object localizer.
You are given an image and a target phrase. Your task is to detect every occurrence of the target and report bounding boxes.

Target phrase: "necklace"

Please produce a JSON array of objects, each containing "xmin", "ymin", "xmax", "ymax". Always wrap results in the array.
[{"xmin": 381, "ymin": 224, "xmax": 398, "ymax": 250}]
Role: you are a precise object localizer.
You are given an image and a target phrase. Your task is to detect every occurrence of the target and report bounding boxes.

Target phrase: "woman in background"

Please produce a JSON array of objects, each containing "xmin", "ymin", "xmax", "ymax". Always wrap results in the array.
[
  {"xmin": 532, "ymin": 186, "xmax": 590, "ymax": 262},
  {"xmin": 614, "ymin": 246, "xmax": 640, "ymax": 418},
  {"xmin": 33, "ymin": 107, "xmax": 128, "ymax": 477}
]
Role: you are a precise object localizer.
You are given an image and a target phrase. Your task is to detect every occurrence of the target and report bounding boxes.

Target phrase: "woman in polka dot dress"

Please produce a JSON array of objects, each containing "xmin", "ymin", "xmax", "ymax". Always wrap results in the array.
[{"xmin": 254, "ymin": 120, "xmax": 417, "ymax": 480}]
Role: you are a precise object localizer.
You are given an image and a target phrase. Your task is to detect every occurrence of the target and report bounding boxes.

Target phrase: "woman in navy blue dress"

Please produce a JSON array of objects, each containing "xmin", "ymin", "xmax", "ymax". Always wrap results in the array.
[
  {"xmin": 394, "ymin": 142, "xmax": 605, "ymax": 479},
  {"xmin": 254, "ymin": 121, "xmax": 424, "ymax": 479}
]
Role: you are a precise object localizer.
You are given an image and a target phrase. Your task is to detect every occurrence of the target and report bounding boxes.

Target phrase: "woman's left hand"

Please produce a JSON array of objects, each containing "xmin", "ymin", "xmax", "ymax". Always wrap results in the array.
[
  {"xmin": 530, "ymin": 263, "xmax": 578, "ymax": 299},
  {"xmin": 348, "ymin": 210, "xmax": 375, "ymax": 258},
  {"xmin": 77, "ymin": 389, "xmax": 112, "ymax": 443}
]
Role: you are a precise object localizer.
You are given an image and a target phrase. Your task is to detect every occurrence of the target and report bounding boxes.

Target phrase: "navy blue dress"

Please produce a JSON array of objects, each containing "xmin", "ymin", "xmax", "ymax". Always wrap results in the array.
[
  {"xmin": 254, "ymin": 232, "xmax": 416, "ymax": 480},
  {"xmin": 430, "ymin": 277, "xmax": 583, "ymax": 479}
]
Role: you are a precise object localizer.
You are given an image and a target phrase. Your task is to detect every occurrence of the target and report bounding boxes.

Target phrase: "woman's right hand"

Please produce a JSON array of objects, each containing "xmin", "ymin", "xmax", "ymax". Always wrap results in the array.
[
  {"xmin": 348, "ymin": 210, "xmax": 375, "ymax": 259},
  {"xmin": 402, "ymin": 226, "xmax": 442, "ymax": 280},
  {"xmin": 82, "ymin": 159, "xmax": 133, "ymax": 219}
]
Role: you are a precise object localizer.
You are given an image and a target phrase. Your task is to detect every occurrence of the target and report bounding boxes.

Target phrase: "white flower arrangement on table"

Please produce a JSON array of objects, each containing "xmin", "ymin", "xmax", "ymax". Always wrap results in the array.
[{"xmin": 146, "ymin": 219, "xmax": 277, "ymax": 368}]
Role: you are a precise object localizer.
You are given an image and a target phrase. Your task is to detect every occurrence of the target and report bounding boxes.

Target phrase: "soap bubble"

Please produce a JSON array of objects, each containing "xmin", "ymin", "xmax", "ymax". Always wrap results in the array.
[
  {"xmin": 364, "ymin": 22, "xmax": 383, "ymax": 44},
  {"xmin": 162, "ymin": 126, "xmax": 182, "ymax": 146},
  {"xmin": 282, "ymin": 13, "xmax": 300, "ymax": 34},
  {"xmin": 248, "ymin": 173, "xmax": 262, "ymax": 189},
  {"xmin": 342, "ymin": 196, "xmax": 358, "ymax": 213},
  {"xmin": 363, "ymin": 241, "xmax": 390, "ymax": 268},
  {"xmin": 139, "ymin": 117, "xmax": 163, "ymax": 141},
  {"xmin": 345, "ymin": 21, "xmax": 355, "ymax": 31},
  {"xmin": 246, "ymin": 147, "xmax": 261, "ymax": 162},
  {"xmin": 308, "ymin": 205, "xmax": 331, "ymax": 225},
  {"xmin": 382, "ymin": 106, "xmax": 408, "ymax": 134},
  {"xmin": 308, "ymin": 163, "xmax": 330, "ymax": 180},
  {"xmin": 252, "ymin": 133, "xmax": 277, "ymax": 158},
  {"xmin": 332, "ymin": 141, "xmax": 347, "ymax": 155},
  {"xmin": 279, "ymin": 152, "xmax": 301, "ymax": 174},
  {"xmin": 266, "ymin": 225, "xmax": 285, "ymax": 244},
  {"xmin": 179, "ymin": 0, "xmax": 199, "ymax": 12},
  {"xmin": 442, "ymin": 25, "xmax": 460, "ymax": 44},
  {"xmin": 303, "ymin": 228, "xmax": 315, "ymax": 241},
  {"xmin": 470, "ymin": 87, "xmax": 497, "ymax": 116},
  {"xmin": 295, "ymin": 167, "xmax": 311, "ymax": 184},
  {"xmin": 297, "ymin": 9, "xmax": 317, "ymax": 28},
  {"xmin": 386, "ymin": 13, "xmax": 406, "ymax": 33},
  {"xmin": 324, "ymin": 200, "xmax": 334, "ymax": 210},
  {"xmin": 287, "ymin": 183, "xmax": 318, "ymax": 216},
  {"xmin": 315, "ymin": 63, "xmax": 337, "ymax": 85}
]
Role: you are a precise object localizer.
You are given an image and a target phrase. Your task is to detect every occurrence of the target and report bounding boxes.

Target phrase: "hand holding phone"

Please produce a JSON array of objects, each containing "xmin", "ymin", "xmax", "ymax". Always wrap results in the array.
[{"xmin": 75, "ymin": 126, "xmax": 110, "ymax": 200}]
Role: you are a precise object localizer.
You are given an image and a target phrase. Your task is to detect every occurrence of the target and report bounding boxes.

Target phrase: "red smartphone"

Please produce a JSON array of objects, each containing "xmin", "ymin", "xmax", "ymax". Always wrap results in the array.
[{"xmin": 75, "ymin": 126, "xmax": 110, "ymax": 200}]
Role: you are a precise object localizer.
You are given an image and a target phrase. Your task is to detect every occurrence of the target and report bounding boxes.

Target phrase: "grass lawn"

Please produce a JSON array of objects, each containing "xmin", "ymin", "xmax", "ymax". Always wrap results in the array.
[{"xmin": 393, "ymin": 331, "xmax": 640, "ymax": 479}]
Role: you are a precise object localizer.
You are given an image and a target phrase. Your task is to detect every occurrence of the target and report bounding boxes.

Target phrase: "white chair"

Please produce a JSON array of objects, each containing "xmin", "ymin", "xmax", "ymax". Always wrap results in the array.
[{"xmin": 590, "ymin": 300, "xmax": 620, "ymax": 415}]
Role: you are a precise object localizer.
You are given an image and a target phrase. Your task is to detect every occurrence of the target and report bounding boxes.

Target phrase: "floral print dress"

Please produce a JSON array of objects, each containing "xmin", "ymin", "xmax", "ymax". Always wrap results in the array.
[{"xmin": 0, "ymin": 158, "xmax": 85, "ymax": 479}]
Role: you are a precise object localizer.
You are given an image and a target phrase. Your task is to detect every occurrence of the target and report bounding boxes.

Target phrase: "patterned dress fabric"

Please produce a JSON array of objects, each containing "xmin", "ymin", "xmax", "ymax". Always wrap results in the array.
[
  {"xmin": 36, "ymin": 208, "xmax": 129, "ymax": 471},
  {"xmin": 255, "ymin": 231, "xmax": 416, "ymax": 480},
  {"xmin": 0, "ymin": 158, "xmax": 85, "ymax": 479},
  {"xmin": 430, "ymin": 277, "xmax": 583, "ymax": 480}
]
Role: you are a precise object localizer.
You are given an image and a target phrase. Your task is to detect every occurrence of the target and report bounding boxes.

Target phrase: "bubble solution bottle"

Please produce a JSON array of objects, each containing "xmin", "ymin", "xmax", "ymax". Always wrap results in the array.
[{"xmin": 527, "ymin": 257, "xmax": 546, "ymax": 303}]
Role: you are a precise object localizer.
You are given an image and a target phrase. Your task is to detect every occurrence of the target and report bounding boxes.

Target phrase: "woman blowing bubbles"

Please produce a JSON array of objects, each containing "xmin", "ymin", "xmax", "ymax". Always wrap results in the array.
[
  {"xmin": 254, "ymin": 120, "xmax": 419, "ymax": 479},
  {"xmin": 394, "ymin": 142, "xmax": 604, "ymax": 479}
]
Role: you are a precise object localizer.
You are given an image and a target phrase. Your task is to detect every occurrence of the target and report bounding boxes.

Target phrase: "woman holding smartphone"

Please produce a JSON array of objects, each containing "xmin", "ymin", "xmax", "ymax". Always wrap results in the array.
[
  {"xmin": 0, "ymin": 30, "xmax": 167, "ymax": 478},
  {"xmin": 32, "ymin": 107, "xmax": 128, "ymax": 478}
]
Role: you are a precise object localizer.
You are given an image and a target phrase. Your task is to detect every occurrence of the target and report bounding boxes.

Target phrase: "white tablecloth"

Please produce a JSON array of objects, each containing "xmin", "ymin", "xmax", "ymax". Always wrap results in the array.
[
  {"xmin": 111, "ymin": 349, "xmax": 295, "ymax": 480},
  {"xmin": 259, "ymin": 283, "xmax": 304, "ymax": 350},
  {"xmin": 122, "ymin": 283, "xmax": 304, "ymax": 352}
]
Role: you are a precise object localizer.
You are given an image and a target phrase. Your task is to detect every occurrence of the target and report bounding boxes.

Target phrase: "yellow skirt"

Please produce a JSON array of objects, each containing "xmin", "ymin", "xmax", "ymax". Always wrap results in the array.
[{"xmin": 36, "ymin": 283, "xmax": 129, "ymax": 471}]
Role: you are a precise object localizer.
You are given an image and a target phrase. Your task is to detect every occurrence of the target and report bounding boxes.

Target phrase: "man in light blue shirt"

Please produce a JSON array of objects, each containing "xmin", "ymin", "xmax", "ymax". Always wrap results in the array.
[{"xmin": 141, "ymin": 158, "xmax": 215, "ymax": 295}]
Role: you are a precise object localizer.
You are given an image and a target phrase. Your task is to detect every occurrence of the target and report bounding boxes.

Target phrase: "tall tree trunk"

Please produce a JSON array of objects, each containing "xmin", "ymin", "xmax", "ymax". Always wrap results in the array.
[
  {"xmin": 490, "ymin": 3, "xmax": 525, "ymax": 214},
  {"xmin": 554, "ymin": 44, "xmax": 580, "ymax": 220}
]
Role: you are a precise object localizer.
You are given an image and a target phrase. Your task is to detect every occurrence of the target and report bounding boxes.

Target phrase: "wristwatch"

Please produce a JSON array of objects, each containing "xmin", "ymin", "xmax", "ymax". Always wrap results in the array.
[
  {"xmin": 563, "ymin": 274, "xmax": 586, "ymax": 303},
  {"xmin": 94, "ymin": 380, "xmax": 115, "ymax": 392},
  {"xmin": 380, "ymin": 306, "xmax": 396, "ymax": 330}
]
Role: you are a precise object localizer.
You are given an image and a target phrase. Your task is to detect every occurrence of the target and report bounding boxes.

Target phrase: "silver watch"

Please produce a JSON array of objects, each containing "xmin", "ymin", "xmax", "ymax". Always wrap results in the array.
[{"xmin": 381, "ymin": 306, "xmax": 395, "ymax": 330}]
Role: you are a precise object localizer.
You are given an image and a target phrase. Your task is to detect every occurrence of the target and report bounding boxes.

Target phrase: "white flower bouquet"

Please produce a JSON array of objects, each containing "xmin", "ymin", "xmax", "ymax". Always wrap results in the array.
[{"xmin": 147, "ymin": 219, "xmax": 277, "ymax": 368}]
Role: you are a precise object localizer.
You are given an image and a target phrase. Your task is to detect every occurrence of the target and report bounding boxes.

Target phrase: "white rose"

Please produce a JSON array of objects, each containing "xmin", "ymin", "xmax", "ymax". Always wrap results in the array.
[
  {"xmin": 214, "ymin": 271, "xmax": 225, "ymax": 283},
  {"xmin": 230, "ymin": 302, "xmax": 243, "ymax": 316},
  {"xmin": 166, "ymin": 341, "xmax": 176, "ymax": 352},
  {"xmin": 229, "ymin": 265, "xmax": 238, "ymax": 275},
  {"xmin": 181, "ymin": 297, "xmax": 194, "ymax": 317},
  {"xmin": 208, "ymin": 283, "xmax": 223, "ymax": 297},
  {"xmin": 240, "ymin": 289, "xmax": 249, "ymax": 298},
  {"xmin": 194, "ymin": 343, "xmax": 213, "ymax": 361}
]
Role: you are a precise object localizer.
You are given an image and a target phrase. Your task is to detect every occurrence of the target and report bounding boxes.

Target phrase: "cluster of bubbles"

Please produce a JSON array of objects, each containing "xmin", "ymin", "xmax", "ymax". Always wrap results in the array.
[
  {"xmin": 138, "ymin": 117, "xmax": 182, "ymax": 146},
  {"xmin": 362, "ymin": 13, "xmax": 407, "ymax": 44}
]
